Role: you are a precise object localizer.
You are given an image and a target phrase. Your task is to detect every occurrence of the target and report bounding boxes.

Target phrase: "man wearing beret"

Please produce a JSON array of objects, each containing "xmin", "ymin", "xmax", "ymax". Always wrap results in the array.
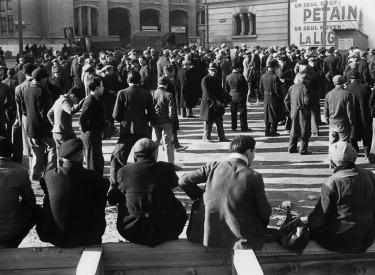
[
  {"xmin": 24, "ymin": 68, "xmax": 57, "ymax": 181},
  {"xmin": 0, "ymin": 137, "xmax": 42, "ymax": 248},
  {"xmin": 346, "ymin": 71, "xmax": 372, "ymax": 160},
  {"xmin": 308, "ymin": 142, "xmax": 375, "ymax": 253},
  {"xmin": 37, "ymin": 138, "xmax": 109, "ymax": 248},
  {"xmin": 285, "ymin": 73, "xmax": 313, "ymax": 154},
  {"xmin": 259, "ymin": 59, "xmax": 283, "ymax": 136},
  {"xmin": 107, "ymin": 138, "xmax": 187, "ymax": 247},
  {"xmin": 324, "ymin": 75, "xmax": 355, "ymax": 144}
]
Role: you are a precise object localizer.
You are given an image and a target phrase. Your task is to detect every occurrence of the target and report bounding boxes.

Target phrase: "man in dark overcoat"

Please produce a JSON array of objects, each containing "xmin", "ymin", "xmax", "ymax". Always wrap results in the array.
[
  {"xmin": 107, "ymin": 138, "xmax": 187, "ymax": 247},
  {"xmin": 346, "ymin": 71, "xmax": 372, "ymax": 159},
  {"xmin": 225, "ymin": 62, "xmax": 250, "ymax": 132},
  {"xmin": 323, "ymin": 48, "xmax": 339, "ymax": 93},
  {"xmin": 285, "ymin": 73, "xmax": 312, "ymax": 155},
  {"xmin": 177, "ymin": 60, "xmax": 197, "ymax": 118},
  {"xmin": 259, "ymin": 60, "xmax": 283, "ymax": 136},
  {"xmin": 157, "ymin": 51, "xmax": 170, "ymax": 79},
  {"xmin": 200, "ymin": 63, "xmax": 230, "ymax": 142}
]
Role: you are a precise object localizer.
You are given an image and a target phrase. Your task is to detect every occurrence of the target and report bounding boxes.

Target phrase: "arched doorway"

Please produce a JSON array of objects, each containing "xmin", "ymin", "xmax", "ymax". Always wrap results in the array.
[
  {"xmin": 169, "ymin": 10, "xmax": 188, "ymax": 44},
  {"xmin": 108, "ymin": 8, "xmax": 130, "ymax": 40},
  {"xmin": 140, "ymin": 9, "xmax": 160, "ymax": 31}
]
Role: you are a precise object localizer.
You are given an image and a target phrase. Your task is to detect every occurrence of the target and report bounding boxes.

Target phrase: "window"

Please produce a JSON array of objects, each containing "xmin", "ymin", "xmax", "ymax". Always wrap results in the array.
[
  {"xmin": 1, "ymin": 17, "xmax": 6, "ymax": 35},
  {"xmin": 0, "ymin": 0, "xmax": 5, "ymax": 11},
  {"xmin": 6, "ymin": 0, "xmax": 11, "ymax": 10},
  {"xmin": 7, "ymin": 15, "xmax": 13, "ymax": 32},
  {"xmin": 234, "ymin": 12, "xmax": 256, "ymax": 35},
  {"xmin": 91, "ymin": 8, "xmax": 98, "ymax": 36}
]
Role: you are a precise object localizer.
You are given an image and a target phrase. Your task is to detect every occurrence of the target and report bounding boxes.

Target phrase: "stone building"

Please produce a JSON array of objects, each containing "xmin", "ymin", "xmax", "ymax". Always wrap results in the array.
[
  {"xmin": 0, "ymin": 0, "xmax": 199, "ymax": 55},
  {"xmin": 199, "ymin": 0, "xmax": 289, "ymax": 49}
]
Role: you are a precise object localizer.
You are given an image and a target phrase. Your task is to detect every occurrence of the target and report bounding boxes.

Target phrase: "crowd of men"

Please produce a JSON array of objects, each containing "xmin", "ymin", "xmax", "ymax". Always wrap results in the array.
[{"xmin": 0, "ymin": 42, "xmax": 375, "ymax": 255}]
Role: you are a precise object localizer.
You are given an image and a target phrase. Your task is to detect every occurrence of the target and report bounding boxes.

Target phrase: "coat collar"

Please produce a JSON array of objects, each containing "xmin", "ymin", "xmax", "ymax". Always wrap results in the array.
[{"xmin": 227, "ymin": 153, "xmax": 248, "ymax": 166}]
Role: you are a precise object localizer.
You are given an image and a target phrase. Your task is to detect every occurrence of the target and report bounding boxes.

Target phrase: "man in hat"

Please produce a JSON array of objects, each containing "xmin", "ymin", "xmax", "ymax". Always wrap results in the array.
[
  {"xmin": 179, "ymin": 135, "xmax": 272, "ymax": 250},
  {"xmin": 108, "ymin": 138, "xmax": 187, "ymax": 247},
  {"xmin": 226, "ymin": 61, "xmax": 250, "ymax": 132},
  {"xmin": 308, "ymin": 141, "xmax": 375, "ymax": 253},
  {"xmin": 48, "ymin": 66, "xmax": 64, "ymax": 90},
  {"xmin": 324, "ymin": 75, "xmax": 355, "ymax": 144},
  {"xmin": 157, "ymin": 50, "xmax": 170, "ymax": 78},
  {"xmin": 24, "ymin": 68, "xmax": 57, "ymax": 181},
  {"xmin": 358, "ymin": 51, "xmax": 373, "ymax": 87},
  {"xmin": 259, "ymin": 60, "xmax": 283, "ymax": 136},
  {"xmin": 36, "ymin": 138, "xmax": 109, "ymax": 248},
  {"xmin": 177, "ymin": 60, "xmax": 197, "ymax": 118},
  {"xmin": 0, "ymin": 137, "xmax": 42, "ymax": 248},
  {"xmin": 102, "ymin": 65, "xmax": 120, "ymax": 134},
  {"xmin": 369, "ymin": 49, "xmax": 375, "ymax": 84},
  {"xmin": 2, "ymin": 68, "xmax": 18, "ymax": 138},
  {"xmin": 151, "ymin": 76, "xmax": 180, "ymax": 170},
  {"xmin": 110, "ymin": 70, "xmax": 156, "ymax": 186},
  {"xmin": 0, "ymin": 73, "xmax": 13, "ymax": 138},
  {"xmin": 200, "ymin": 63, "xmax": 231, "ymax": 142},
  {"xmin": 346, "ymin": 71, "xmax": 372, "ymax": 159},
  {"xmin": 323, "ymin": 47, "xmax": 340, "ymax": 93},
  {"xmin": 284, "ymin": 73, "xmax": 313, "ymax": 154},
  {"xmin": 139, "ymin": 55, "xmax": 151, "ymax": 91},
  {"xmin": 79, "ymin": 76, "xmax": 107, "ymax": 176}
]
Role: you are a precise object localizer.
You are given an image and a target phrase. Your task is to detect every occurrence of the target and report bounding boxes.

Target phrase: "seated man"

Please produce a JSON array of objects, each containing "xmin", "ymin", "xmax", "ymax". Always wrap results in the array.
[
  {"xmin": 179, "ymin": 136, "xmax": 272, "ymax": 250},
  {"xmin": 107, "ymin": 138, "xmax": 187, "ymax": 247},
  {"xmin": 0, "ymin": 137, "xmax": 42, "ymax": 248},
  {"xmin": 308, "ymin": 142, "xmax": 375, "ymax": 253},
  {"xmin": 36, "ymin": 138, "xmax": 109, "ymax": 248}
]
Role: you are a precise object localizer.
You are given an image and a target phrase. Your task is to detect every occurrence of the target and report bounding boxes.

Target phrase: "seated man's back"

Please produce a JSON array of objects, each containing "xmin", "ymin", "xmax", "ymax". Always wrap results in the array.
[
  {"xmin": 36, "ymin": 139, "xmax": 109, "ymax": 248},
  {"xmin": 108, "ymin": 138, "xmax": 187, "ymax": 247}
]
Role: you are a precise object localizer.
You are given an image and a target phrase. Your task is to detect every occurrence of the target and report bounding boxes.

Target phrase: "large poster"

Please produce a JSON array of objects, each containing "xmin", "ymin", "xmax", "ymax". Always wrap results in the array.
[{"xmin": 290, "ymin": 0, "xmax": 360, "ymax": 48}]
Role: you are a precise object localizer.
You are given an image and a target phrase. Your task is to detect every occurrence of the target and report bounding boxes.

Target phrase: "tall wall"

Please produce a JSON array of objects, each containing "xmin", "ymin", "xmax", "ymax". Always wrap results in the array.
[{"xmin": 207, "ymin": 0, "xmax": 289, "ymax": 48}]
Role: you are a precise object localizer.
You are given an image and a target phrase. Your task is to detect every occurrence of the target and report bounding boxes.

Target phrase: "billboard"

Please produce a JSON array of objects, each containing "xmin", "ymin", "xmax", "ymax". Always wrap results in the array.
[{"xmin": 290, "ymin": 0, "xmax": 360, "ymax": 48}]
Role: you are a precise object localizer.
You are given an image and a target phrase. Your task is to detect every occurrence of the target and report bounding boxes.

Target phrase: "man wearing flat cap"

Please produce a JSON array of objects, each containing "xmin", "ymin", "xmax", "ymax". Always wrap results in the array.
[
  {"xmin": 346, "ymin": 71, "xmax": 372, "ymax": 160},
  {"xmin": 37, "ymin": 138, "xmax": 109, "ymax": 248},
  {"xmin": 0, "ymin": 137, "xmax": 42, "ymax": 248},
  {"xmin": 200, "ymin": 63, "xmax": 231, "ymax": 142},
  {"xmin": 259, "ymin": 59, "xmax": 283, "ymax": 136},
  {"xmin": 284, "ymin": 73, "xmax": 313, "ymax": 154},
  {"xmin": 324, "ymin": 75, "xmax": 355, "ymax": 144},
  {"xmin": 107, "ymin": 138, "xmax": 187, "ymax": 247},
  {"xmin": 308, "ymin": 141, "xmax": 375, "ymax": 253},
  {"xmin": 24, "ymin": 68, "xmax": 57, "ymax": 181}
]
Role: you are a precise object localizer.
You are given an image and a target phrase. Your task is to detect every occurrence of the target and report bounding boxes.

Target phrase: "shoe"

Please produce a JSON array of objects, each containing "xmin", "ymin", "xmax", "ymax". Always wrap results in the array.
[
  {"xmin": 300, "ymin": 151, "xmax": 312, "ymax": 155},
  {"xmin": 174, "ymin": 165, "xmax": 182, "ymax": 171},
  {"xmin": 278, "ymin": 121, "xmax": 286, "ymax": 126},
  {"xmin": 218, "ymin": 137, "xmax": 230, "ymax": 142},
  {"xmin": 265, "ymin": 132, "xmax": 271, "ymax": 137},
  {"xmin": 270, "ymin": 132, "xmax": 280, "ymax": 137},
  {"xmin": 311, "ymin": 133, "xmax": 319, "ymax": 137},
  {"xmin": 241, "ymin": 128, "xmax": 252, "ymax": 132},
  {"xmin": 187, "ymin": 115, "xmax": 197, "ymax": 118},
  {"xmin": 175, "ymin": 145, "xmax": 188, "ymax": 152},
  {"xmin": 203, "ymin": 138, "xmax": 214, "ymax": 143},
  {"xmin": 288, "ymin": 149, "xmax": 298, "ymax": 154}
]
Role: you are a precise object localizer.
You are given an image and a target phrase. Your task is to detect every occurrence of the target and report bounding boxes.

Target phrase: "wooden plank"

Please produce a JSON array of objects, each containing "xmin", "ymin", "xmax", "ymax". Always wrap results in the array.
[
  {"xmin": 102, "ymin": 240, "xmax": 232, "ymax": 271},
  {"xmin": 0, "ymin": 247, "xmax": 83, "ymax": 271},
  {"xmin": 76, "ymin": 247, "xmax": 104, "ymax": 275},
  {"xmin": 233, "ymin": 249, "xmax": 264, "ymax": 275},
  {"xmin": 0, "ymin": 267, "xmax": 76, "ymax": 275}
]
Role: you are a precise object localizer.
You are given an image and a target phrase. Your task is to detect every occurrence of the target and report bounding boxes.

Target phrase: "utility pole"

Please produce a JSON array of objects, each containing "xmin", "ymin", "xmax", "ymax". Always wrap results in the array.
[
  {"xmin": 322, "ymin": 0, "xmax": 328, "ymax": 47},
  {"xmin": 205, "ymin": 0, "xmax": 209, "ymax": 49},
  {"xmin": 17, "ymin": 0, "xmax": 23, "ymax": 53}
]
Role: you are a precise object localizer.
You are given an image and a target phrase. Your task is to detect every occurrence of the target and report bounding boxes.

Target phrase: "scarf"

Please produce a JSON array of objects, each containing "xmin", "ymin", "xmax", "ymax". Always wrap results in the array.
[{"xmin": 333, "ymin": 162, "xmax": 356, "ymax": 173}]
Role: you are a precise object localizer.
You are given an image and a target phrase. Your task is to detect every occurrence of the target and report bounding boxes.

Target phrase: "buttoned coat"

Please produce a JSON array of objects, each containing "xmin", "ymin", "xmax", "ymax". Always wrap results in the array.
[
  {"xmin": 177, "ymin": 67, "xmax": 197, "ymax": 109},
  {"xmin": 259, "ymin": 71, "xmax": 283, "ymax": 123},
  {"xmin": 179, "ymin": 159, "xmax": 271, "ymax": 250},
  {"xmin": 225, "ymin": 71, "xmax": 248, "ymax": 102},
  {"xmin": 284, "ymin": 82, "xmax": 312, "ymax": 138}
]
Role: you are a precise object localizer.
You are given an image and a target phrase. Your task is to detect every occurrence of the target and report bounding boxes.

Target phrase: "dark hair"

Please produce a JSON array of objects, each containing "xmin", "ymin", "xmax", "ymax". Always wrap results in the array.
[
  {"xmin": 88, "ymin": 76, "xmax": 103, "ymax": 92},
  {"xmin": 67, "ymin": 86, "xmax": 82, "ymax": 100},
  {"xmin": 138, "ymin": 55, "xmax": 147, "ymax": 61},
  {"xmin": 127, "ymin": 70, "xmax": 141, "ymax": 84},
  {"xmin": 229, "ymin": 136, "xmax": 256, "ymax": 154}
]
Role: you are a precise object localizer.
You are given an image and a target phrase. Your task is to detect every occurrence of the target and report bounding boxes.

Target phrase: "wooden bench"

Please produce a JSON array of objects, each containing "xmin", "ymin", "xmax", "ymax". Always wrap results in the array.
[{"xmin": 1, "ymin": 240, "xmax": 374, "ymax": 275}]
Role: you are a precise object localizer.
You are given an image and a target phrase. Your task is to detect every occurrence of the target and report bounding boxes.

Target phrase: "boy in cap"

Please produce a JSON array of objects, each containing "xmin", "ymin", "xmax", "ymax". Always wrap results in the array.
[
  {"xmin": 324, "ymin": 75, "xmax": 355, "ymax": 144},
  {"xmin": 37, "ymin": 138, "xmax": 109, "ymax": 248},
  {"xmin": 0, "ymin": 137, "xmax": 42, "ymax": 248},
  {"xmin": 108, "ymin": 138, "xmax": 187, "ymax": 247},
  {"xmin": 308, "ymin": 141, "xmax": 375, "ymax": 253}
]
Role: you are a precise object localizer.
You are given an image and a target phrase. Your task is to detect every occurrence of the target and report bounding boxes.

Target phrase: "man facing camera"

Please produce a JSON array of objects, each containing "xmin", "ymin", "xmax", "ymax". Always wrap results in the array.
[
  {"xmin": 308, "ymin": 142, "xmax": 375, "ymax": 253},
  {"xmin": 36, "ymin": 139, "xmax": 109, "ymax": 248},
  {"xmin": 179, "ymin": 136, "xmax": 272, "ymax": 250},
  {"xmin": 108, "ymin": 138, "xmax": 187, "ymax": 247},
  {"xmin": 0, "ymin": 137, "xmax": 42, "ymax": 248}
]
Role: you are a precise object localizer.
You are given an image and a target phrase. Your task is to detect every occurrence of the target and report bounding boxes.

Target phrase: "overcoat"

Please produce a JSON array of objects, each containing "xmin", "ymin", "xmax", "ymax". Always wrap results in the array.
[
  {"xmin": 346, "ymin": 80, "xmax": 372, "ymax": 140},
  {"xmin": 259, "ymin": 71, "xmax": 283, "ymax": 124},
  {"xmin": 177, "ymin": 67, "xmax": 197, "ymax": 109},
  {"xmin": 284, "ymin": 82, "xmax": 312, "ymax": 138}
]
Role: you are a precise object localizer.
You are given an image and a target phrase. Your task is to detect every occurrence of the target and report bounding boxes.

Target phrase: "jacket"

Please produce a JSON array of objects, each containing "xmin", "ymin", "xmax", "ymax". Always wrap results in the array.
[
  {"xmin": 324, "ymin": 87, "xmax": 355, "ymax": 126},
  {"xmin": 152, "ymin": 86, "xmax": 174, "ymax": 125},
  {"xmin": 112, "ymin": 85, "xmax": 156, "ymax": 135},
  {"xmin": 79, "ymin": 94, "xmax": 105, "ymax": 134},
  {"xmin": 225, "ymin": 71, "xmax": 248, "ymax": 102},
  {"xmin": 308, "ymin": 167, "xmax": 375, "ymax": 253},
  {"xmin": 179, "ymin": 158, "xmax": 271, "ymax": 250}
]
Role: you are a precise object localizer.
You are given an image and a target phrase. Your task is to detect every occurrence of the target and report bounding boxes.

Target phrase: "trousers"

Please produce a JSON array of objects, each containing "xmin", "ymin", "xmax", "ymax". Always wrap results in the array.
[
  {"xmin": 81, "ymin": 131, "xmax": 104, "ymax": 177},
  {"xmin": 153, "ymin": 122, "xmax": 174, "ymax": 163}
]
